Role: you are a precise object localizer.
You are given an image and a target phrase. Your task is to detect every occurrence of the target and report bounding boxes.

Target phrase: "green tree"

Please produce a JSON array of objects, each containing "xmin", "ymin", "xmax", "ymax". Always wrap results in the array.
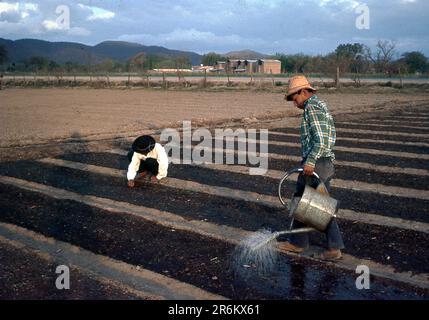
[
  {"xmin": 130, "ymin": 52, "xmax": 147, "ymax": 72},
  {"xmin": 0, "ymin": 45, "xmax": 8, "ymax": 65},
  {"xmin": 98, "ymin": 59, "xmax": 115, "ymax": 72},
  {"xmin": 335, "ymin": 43, "xmax": 367, "ymax": 73},
  {"xmin": 64, "ymin": 61, "xmax": 78, "ymax": 73},
  {"xmin": 25, "ymin": 56, "xmax": 50, "ymax": 72},
  {"xmin": 401, "ymin": 51, "xmax": 428, "ymax": 73},
  {"xmin": 335, "ymin": 43, "xmax": 365, "ymax": 59},
  {"xmin": 274, "ymin": 53, "xmax": 310, "ymax": 73},
  {"xmin": 48, "ymin": 60, "xmax": 59, "ymax": 72},
  {"xmin": 175, "ymin": 55, "xmax": 191, "ymax": 69},
  {"xmin": 202, "ymin": 52, "xmax": 227, "ymax": 66}
]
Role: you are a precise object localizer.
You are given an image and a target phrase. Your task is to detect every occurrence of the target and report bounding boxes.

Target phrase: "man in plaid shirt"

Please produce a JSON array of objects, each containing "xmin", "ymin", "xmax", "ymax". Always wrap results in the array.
[{"xmin": 279, "ymin": 75, "xmax": 344, "ymax": 261}]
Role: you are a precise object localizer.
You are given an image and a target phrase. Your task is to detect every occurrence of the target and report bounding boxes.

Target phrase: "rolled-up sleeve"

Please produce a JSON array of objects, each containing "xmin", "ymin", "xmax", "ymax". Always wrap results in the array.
[
  {"xmin": 127, "ymin": 152, "xmax": 140, "ymax": 180},
  {"xmin": 155, "ymin": 144, "xmax": 169, "ymax": 180}
]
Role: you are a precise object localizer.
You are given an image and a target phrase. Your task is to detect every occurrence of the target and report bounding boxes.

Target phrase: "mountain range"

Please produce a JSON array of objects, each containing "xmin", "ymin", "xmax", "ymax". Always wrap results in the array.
[
  {"xmin": 0, "ymin": 38, "xmax": 202, "ymax": 65},
  {"xmin": 224, "ymin": 49, "xmax": 270, "ymax": 59},
  {"xmin": 0, "ymin": 38, "xmax": 271, "ymax": 66}
]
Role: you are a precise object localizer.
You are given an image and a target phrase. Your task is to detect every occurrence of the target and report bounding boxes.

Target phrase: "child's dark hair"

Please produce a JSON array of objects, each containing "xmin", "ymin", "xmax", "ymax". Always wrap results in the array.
[{"xmin": 132, "ymin": 135, "xmax": 156, "ymax": 154}]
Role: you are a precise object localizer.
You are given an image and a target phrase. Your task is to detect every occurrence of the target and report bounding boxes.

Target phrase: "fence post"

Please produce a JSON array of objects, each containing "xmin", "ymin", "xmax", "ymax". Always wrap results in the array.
[
  {"xmin": 399, "ymin": 67, "xmax": 403, "ymax": 89},
  {"xmin": 335, "ymin": 66, "xmax": 340, "ymax": 88}
]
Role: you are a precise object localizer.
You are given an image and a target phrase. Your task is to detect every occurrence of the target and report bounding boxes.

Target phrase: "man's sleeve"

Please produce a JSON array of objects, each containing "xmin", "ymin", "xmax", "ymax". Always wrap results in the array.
[
  {"xmin": 305, "ymin": 104, "xmax": 329, "ymax": 167},
  {"xmin": 156, "ymin": 144, "xmax": 169, "ymax": 180},
  {"xmin": 127, "ymin": 152, "xmax": 140, "ymax": 180}
]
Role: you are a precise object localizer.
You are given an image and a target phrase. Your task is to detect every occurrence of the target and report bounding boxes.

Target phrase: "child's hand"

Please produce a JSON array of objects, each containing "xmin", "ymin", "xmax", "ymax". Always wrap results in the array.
[
  {"xmin": 151, "ymin": 176, "xmax": 159, "ymax": 184},
  {"xmin": 127, "ymin": 180, "xmax": 135, "ymax": 188}
]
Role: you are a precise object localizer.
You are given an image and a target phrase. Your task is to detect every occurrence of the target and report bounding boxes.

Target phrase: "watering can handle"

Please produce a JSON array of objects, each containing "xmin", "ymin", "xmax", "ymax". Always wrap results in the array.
[{"xmin": 278, "ymin": 167, "xmax": 321, "ymax": 207}]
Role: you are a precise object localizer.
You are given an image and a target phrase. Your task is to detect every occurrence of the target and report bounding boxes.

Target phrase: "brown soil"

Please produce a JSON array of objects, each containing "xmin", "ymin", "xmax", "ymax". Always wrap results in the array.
[{"xmin": 1, "ymin": 88, "xmax": 428, "ymax": 150}]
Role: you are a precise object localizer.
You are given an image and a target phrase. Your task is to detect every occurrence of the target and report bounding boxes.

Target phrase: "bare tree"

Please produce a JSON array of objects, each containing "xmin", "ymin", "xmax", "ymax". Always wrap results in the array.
[
  {"xmin": 365, "ymin": 40, "xmax": 397, "ymax": 74},
  {"xmin": 130, "ymin": 52, "xmax": 150, "ymax": 87}
]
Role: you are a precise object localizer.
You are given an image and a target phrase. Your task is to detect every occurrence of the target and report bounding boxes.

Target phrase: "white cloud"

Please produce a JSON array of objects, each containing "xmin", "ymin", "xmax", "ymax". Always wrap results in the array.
[
  {"xmin": 78, "ymin": 3, "xmax": 115, "ymax": 21},
  {"xmin": 238, "ymin": 0, "xmax": 284, "ymax": 9},
  {"xmin": 0, "ymin": 2, "xmax": 19, "ymax": 14},
  {"xmin": 119, "ymin": 28, "xmax": 244, "ymax": 47},
  {"xmin": 0, "ymin": 1, "xmax": 38, "ymax": 20},
  {"xmin": 118, "ymin": 28, "xmax": 282, "ymax": 53},
  {"xmin": 42, "ymin": 19, "xmax": 61, "ymax": 31},
  {"xmin": 42, "ymin": 18, "xmax": 90, "ymax": 36},
  {"xmin": 0, "ymin": 19, "xmax": 43, "ymax": 35},
  {"xmin": 317, "ymin": 0, "xmax": 360, "ymax": 10},
  {"xmin": 22, "ymin": 3, "xmax": 38, "ymax": 12}
]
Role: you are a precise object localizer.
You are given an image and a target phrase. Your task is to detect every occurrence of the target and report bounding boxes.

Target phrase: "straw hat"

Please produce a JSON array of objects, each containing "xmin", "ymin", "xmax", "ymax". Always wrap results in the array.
[{"xmin": 285, "ymin": 75, "xmax": 316, "ymax": 101}]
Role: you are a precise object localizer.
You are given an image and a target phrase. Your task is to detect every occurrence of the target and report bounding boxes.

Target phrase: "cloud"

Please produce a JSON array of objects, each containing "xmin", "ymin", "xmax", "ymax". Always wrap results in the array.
[
  {"xmin": 118, "ymin": 28, "xmax": 260, "ymax": 53},
  {"xmin": 317, "ymin": 0, "xmax": 360, "ymax": 8},
  {"xmin": 0, "ymin": 2, "xmax": 19, "ymax": 13},
  {"xmin": 42, "ymin": 19, "xmax": 61, "ymax": 31},
  {"xmin": 77, "ymin": 3, "xmax": 115, "ymax": 21},
  {"xmin": 0, "ymin": 1, "xmax": 38, "ymax": 22},
  {"xmin": 42, "ymin": 19, "xmax": 90, "ymax": 36},
  {"xmin": 0, "ymin": 1, "xmax": 428, "ymax": 56}
]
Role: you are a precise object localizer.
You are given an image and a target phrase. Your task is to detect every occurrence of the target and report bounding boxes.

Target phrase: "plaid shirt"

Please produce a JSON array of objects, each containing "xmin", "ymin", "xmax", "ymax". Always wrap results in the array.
[{"xmin": 300, "ymin": 95, "xmax": 336, "ymax": 167}]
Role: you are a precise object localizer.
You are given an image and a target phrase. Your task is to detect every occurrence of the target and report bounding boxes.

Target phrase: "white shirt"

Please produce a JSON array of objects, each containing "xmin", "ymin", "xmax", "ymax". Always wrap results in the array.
[{"xmin": 127, "ymin": 143, "xmax": 169, "ymax": 181}]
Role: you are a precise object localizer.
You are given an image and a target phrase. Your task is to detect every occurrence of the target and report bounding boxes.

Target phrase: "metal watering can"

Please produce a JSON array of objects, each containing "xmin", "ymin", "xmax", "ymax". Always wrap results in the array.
[
  {"xmin": 278, "ymin": 167, "xmax": 339, "ymax": 233},
  {"xmin": 242, "ymin": 168, "xmax": 339, "ymax": 253}
]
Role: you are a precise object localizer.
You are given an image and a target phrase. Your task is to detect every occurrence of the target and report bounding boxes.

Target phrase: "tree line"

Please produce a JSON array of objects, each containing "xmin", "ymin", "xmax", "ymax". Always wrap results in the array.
[
  {"xmin": 202, "ymin": 41, "xmax": 429, "ymax": 77},
  {"xmin": 0, "ymin": 48, "xmax": 192, "ymax": 74},
  {"xmin": 1, "ymin": 40, "xmax": 428, "ymax": 76}
]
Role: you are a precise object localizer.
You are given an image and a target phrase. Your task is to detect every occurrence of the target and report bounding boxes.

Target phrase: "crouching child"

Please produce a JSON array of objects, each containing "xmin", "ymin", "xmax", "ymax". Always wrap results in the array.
[{"xmin": 127, "ymin": 135, "xmax": 169, "ymax": 188}]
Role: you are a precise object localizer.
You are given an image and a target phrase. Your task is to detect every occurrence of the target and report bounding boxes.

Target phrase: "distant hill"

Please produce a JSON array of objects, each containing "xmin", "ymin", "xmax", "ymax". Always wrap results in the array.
[
  {"xmin": 224, "ymin": 49, "xmax": 270, "ymax": 59},
  {"xmin": 0, "ymin": 38, "xmax": 203, "ymax": 65}
]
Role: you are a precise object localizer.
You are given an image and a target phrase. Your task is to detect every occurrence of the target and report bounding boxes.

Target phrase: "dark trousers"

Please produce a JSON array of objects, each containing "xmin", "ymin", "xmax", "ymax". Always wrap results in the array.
[
  {"xmin": 127, "ymin": 151, "xmax": 159, "ymax": 176},
  {"xmin": 289, "ymin": 157, "xmax": 345, "ymax": 250}
]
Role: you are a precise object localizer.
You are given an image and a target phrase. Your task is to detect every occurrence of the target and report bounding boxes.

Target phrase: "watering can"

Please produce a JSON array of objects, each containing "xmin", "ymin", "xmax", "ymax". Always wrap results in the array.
[
  {"xmin": 243, "ymin": 167, "xmax": 340, "ymax": 253},
  {"xmin": 278, "ymin": 167, "xmax": 339, "ymax": 233}
]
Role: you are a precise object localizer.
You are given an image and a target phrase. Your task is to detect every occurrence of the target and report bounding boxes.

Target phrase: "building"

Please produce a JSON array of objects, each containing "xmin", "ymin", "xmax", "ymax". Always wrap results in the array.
[
  {"xmin": 257, "ymin": 59, "xmax": 281, "ymax": 74},
  {"xmin": 191, "ymin": 65, "xmax": 214, "ymax": 72},
  {"xmin": 213, "ymin": 58, "xmax": 281, "ymax": 74},
  {"xmin": 244, "ymin": 60, "xmax": 258, "ymax": 73},
  {"xmin": 211, "ymin": 61, "xmax": 227, "ymax": 72}
]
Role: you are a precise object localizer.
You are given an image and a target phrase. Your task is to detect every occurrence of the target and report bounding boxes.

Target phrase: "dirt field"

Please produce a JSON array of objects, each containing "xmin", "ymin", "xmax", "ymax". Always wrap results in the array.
[
  {"xmin": 0, "ymin": 87, "xmax": 429, "ymax": 300},
  {"xmin": 1, "ymin": 88, "xmax": 428, "ymax": 150}
]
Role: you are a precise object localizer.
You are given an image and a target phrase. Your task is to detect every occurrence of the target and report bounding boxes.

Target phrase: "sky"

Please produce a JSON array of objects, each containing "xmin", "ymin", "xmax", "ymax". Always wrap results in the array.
[{"xmin": 0, "ymin": 0, "xmax": 428, "ymax": 56}]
